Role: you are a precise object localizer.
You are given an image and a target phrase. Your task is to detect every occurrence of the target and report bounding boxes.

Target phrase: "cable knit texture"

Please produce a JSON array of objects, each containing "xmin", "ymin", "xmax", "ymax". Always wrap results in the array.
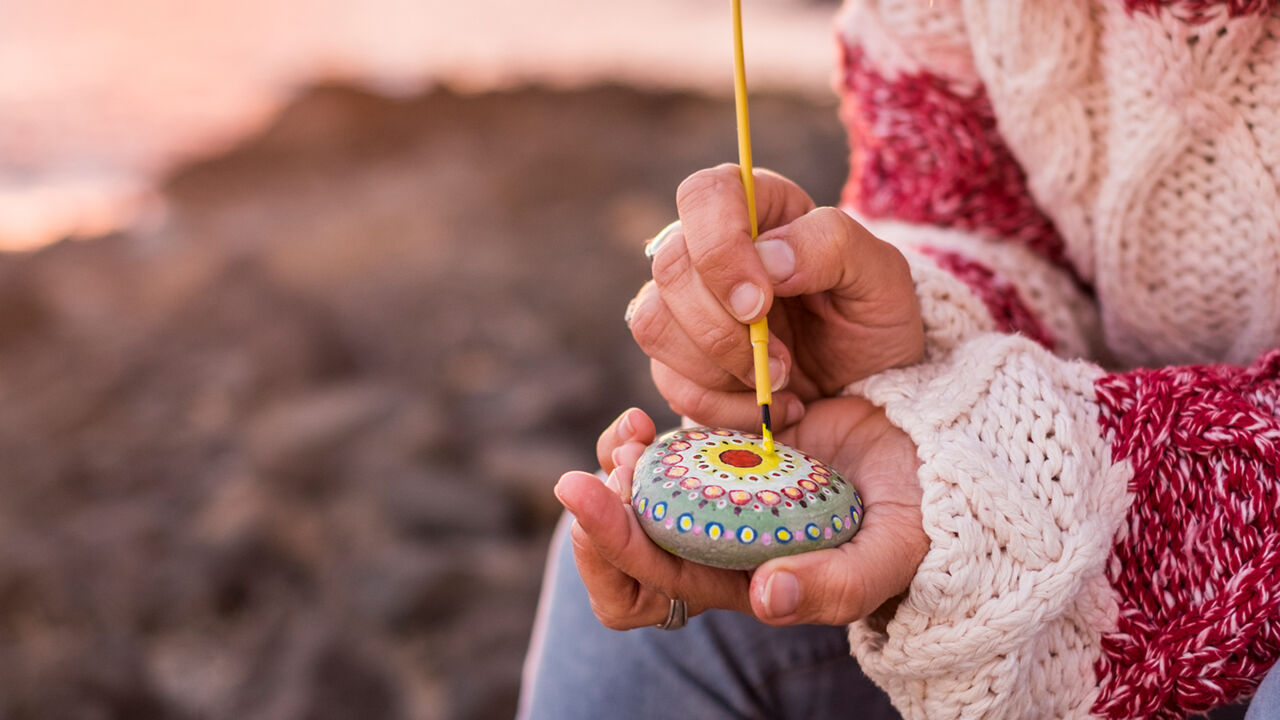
[
  {"xmin": 832, "ymin": 0, "xmax": 1280, "ymax": 717},
  {"xmin": 848, "ymin": 334, "xmax": 1131, "ymax": 720},
  {"xmin": 838, "ymin": 44, "xmax": 1066, "ymax": 267}
]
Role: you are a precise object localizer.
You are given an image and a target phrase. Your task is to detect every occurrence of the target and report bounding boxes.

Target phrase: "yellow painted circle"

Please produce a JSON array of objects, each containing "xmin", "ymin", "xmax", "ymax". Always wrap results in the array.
[{"xmin": 701, "ymin": 440, "xmax": 783, "ymax": 477}]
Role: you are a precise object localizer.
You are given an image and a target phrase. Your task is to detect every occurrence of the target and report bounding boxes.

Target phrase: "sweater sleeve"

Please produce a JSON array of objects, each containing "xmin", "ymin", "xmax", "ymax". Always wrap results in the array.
[
  {"xmin": 833, "ymin": 0, "xmax": 1107, "ymax": 366},
  {"xmin": 832, "ymin": 3, "xmax": 1280, "ymax": 718},
  {"xmin": 836, "ymin": 85, "xmax": 1280, "ymax": 720},
  {"xmin": 846, "ymin": 327, "xmax": 1280, "ymax": 719}
]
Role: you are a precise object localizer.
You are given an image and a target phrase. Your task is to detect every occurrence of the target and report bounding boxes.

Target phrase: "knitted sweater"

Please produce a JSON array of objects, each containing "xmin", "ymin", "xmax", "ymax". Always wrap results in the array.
[{"xmin": 834, "ymin": 1, "xmax": 1280, "ymax": 718}]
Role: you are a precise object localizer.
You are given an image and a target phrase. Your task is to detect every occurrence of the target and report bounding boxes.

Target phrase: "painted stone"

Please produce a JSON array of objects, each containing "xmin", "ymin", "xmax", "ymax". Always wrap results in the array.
[{"xmin": 632, "ymin": 427, "xmax": 863, "ymax": 571}]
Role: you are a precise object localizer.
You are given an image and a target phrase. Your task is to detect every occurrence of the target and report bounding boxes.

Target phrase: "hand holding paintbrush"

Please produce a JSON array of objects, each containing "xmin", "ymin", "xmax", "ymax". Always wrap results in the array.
[
  {"xmin": 553, "ymin": 0, "xmax": 928, "ymax": 628},
  {"xmin": 631, "ymin": 0, "xmax": 923, "ymax": 433}
]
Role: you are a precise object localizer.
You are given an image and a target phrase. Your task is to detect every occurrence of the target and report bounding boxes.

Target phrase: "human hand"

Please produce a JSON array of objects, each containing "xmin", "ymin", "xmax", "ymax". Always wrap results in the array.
[
  {"xmin": 555, "ymin": 402, "xmax": 927, "ymax": 630},
  {"xmin": 628, "ymin": 164, "xmax": 923, "ymax": 431}
]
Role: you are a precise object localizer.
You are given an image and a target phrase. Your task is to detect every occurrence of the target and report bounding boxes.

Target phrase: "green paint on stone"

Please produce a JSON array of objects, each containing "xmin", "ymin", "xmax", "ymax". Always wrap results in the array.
[{"xmin": 632, "ymin": 426, "xmax": 863, "ymax": 570}]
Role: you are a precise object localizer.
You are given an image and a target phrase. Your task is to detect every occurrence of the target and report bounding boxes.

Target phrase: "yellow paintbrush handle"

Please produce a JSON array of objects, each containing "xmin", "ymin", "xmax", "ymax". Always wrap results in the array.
[
  {"xmin": 750, "ymin": 318, "xmax": 774, "ymax": 451},
  {"xmin": 732, "ymin": 0, "xmax": 774, "ymax": 453}
]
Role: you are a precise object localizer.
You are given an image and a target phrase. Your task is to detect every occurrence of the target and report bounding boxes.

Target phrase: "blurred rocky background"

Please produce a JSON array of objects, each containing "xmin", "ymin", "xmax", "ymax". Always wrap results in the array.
[{"xmin": 0, "ymin": 81, "xmax": 846, "ymax": 719}]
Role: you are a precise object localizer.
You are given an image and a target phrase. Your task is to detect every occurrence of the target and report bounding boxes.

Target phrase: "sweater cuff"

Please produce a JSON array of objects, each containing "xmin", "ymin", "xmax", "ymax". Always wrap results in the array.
[{"xmin": 843, "ymin": 334, "xmax": 1133, "ymax": 719}]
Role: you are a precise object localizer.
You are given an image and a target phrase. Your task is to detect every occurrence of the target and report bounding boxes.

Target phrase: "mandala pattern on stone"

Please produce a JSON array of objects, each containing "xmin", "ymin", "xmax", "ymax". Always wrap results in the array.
[{"xmin": 631, "ymin": 427, "xmax": 865, "ymax": 570}]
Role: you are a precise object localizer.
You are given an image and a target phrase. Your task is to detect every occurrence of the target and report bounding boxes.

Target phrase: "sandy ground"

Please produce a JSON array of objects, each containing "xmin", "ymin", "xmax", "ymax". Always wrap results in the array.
[{"xmin": 0, "ymin": 82, "xmax": 847, "ymax": 719}]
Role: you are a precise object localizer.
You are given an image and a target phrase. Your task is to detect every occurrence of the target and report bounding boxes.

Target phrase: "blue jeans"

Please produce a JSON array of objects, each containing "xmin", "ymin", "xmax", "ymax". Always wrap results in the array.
[
  {"xmin": 519, "ymin": 514, "xmax": 1273, "ymax": 719},
  {"xmin": 1248, "ymin": 661, "xmax": 1280, "ymax": 720},
  {"xmin": 518, "ymin": 514, "xmax": 898, "ymax": 720}
]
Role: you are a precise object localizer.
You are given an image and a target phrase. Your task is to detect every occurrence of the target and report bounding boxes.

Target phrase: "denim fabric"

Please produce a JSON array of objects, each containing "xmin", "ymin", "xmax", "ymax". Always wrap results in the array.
[
  {"xmin": 518, "ymin": 514, "xmax": 1262, "ymax": 720},
  {"xmin": 517, "ymin": 514, "xmax": 897, "ymax": 720},
  {"xmin": 1247, "ymin": 662, "xmax": 1280, "ymax": 720}
]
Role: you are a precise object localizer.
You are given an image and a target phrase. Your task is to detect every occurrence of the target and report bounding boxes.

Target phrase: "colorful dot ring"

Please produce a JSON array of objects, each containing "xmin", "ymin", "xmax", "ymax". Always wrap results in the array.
[{"xmin": 631, "ymin": 427, "xmax": 863, "ymax": 570}]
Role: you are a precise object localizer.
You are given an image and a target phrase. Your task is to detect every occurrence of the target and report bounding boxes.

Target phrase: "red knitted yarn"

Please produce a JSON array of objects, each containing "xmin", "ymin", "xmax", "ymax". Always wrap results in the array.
[
  {"xmin": 1124, "ymin": 0, "xmax": 1276, "ymax": 22},
  {"xmin": 837, "ymin": 45, "xmax": 1067, "ymax": 268},
  {"xmin": 917, "ymin": 246, "xmax": 1055, "ymax": 351},
  {"xmin": 1093, "ymin": 350, "xmax": 1280, "ymax": 719}
]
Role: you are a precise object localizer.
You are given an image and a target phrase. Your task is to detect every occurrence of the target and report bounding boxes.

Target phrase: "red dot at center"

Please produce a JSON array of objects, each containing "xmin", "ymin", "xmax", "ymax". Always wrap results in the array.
[{"xmin": 719, "ymin": 449, "xmax": 762, "ymax": 468}]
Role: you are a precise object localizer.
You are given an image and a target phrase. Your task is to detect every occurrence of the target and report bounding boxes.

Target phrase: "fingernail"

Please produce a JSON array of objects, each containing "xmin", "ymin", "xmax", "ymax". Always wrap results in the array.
[
  {"xmin": 763, "ymin": 571, "xmax": 799, "ymax": 618},
  {"xmin": 619, "ymin": 409, "xmax": 636, "ymax": 439},
  {"xmin": 756, "ymin": 239, "xmax": 795, "ymax": 283},
  {"xmin": 787, "ymin": 395, "xmax": 806, "ymax": 422},
  {"xmin": 625, "ymin": 287, "xmax": 656, "ymax": 327},
  {"xmin": 768, "ymin": 356, "xmax": 787, "ymax": 392},
  {"xmin": 624, "ymin": 296, "xmax": 639, "ymax": 326},
  {"xmin": 729, "ymin": 282, "xmax": 764, "ymax": 322},
  {"xmin": 553, "ymin": 479, "xmax": 574, "ymax": 512},
  {"xmin": 606, "ymin": 467, "xmax": 622, "ymax": 493},
  {"xmin": 611, "ymin": 447, "xmax": 625, "ymax": 469}
]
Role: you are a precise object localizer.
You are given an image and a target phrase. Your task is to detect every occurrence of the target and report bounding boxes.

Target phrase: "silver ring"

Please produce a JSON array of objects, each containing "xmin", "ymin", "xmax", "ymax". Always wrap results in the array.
[
  {"xmin": 644, "ymin": 220, "xmax": 682, "ymax": 261},
  {"xmin": 656, "ymin": 597, "xmax": 688, "ymax": 631}
]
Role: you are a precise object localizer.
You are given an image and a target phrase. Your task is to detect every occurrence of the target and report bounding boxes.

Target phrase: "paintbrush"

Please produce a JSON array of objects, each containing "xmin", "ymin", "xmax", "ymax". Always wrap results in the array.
[{"xmin": 730, "ymin": 0, "xmax": 775, "ymax": 454}]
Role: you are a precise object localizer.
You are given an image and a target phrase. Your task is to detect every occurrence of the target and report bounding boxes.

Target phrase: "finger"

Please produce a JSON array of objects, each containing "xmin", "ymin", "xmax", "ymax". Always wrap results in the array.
[
  {"xmin": 628, "ymin": 280, "xmax": 747, "ymax": 393},
  {"xmin": 596, "ymin": 408, "xmax": 656, "ymax": 473},
  {"xmin": 567, "ymin": 516, "xmax": 670, "ymax": 630},
  {"xmin": 649, "ymin": 225, "xmax": 761, "ymax": 388},
  {"xmin": 602, "ymin": 464, "xmax": 640, "ymax": 506},
  {"xmin": 557, "ymin": 469, "xmax": 753, "ymax": 615},
  {"xmin": 749, "ymin": 499, "xmax": 926, "ymax": 625},
  {"xmin": 755, "ymin": 207, "xmax": 909, "ymax": 304},
  {"xmin": 555, "ymin": 469, "xmax": 682, "ymax": 588},
  {"xmin": 568, "ymin": 512, "xmax": 670, "ymax": 629},
  {"xmin": 676, "ymin": 165, "xmax": 817, "ymax": 324},
  {"xmin": 608, "ymin": 448, "xmax": 646, "ymax": 496},
  {"xmin": 652, "ymin": 359, "xmax": 806, "ymax": 431}
]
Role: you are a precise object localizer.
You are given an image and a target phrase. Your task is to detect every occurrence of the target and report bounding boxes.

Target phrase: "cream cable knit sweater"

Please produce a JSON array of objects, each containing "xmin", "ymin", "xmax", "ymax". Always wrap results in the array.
[{"xmin": 834, "ymin": 1, "xmax": 1280, "ymax": 718}]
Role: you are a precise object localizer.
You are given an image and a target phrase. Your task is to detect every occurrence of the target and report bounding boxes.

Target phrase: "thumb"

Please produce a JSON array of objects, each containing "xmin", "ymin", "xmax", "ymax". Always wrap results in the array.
[
  {"xmin": 755, "ymin": 207, "xmax": 910, "ymax": 304},
  {"xmin": 749, "ymin": 503, "xmax": 925, "ymax": 625}
]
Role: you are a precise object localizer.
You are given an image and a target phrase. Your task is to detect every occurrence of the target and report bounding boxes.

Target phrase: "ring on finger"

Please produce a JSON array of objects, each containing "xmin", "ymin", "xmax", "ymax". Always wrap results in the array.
[
  {"xmin": 644, "ymin": 220, "xmax": 682, "ymax": 262},
  {"xmin": 655, "ymin": 597, "xmax": 688, "ymax": 631}
]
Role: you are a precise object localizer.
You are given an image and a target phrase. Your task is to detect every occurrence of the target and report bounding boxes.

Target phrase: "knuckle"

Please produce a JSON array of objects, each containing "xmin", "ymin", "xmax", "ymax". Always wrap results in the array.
[
  {"xmin": 659, "ymin": 378, "xmax": 722, "ymax": 425},
  {"xmin": 809, "ymin": 205, "xmax": 846, "ymax": 227},
  {"xmin": 670, "ymin": 387, "xmax": 748, "ymax": 431},
  {"xmin": 659, "ymin": 381, "xmax": 702, "ymax": 421},
  {"xmin": 802, "ymin": 549, "xmax": 874, "ymax": 625},
  {"xmin": 676, "ymin": 164, "xmax": 739, "ymax": 212},
  {"xmin": 649, "ymin": 242, "xmax": 687, "ymax": 289},
  {"xmin": 628, "ymin": 297, "xmax": 667, "ymax": 351},
  {"xmin": 839, "ymin": 558, "xmax": 880, "ymax": 620},
  {"xmin": 591, "ymin": 605, "xmax": 633, "ymax": 631},
  {"xmin": 700, "ymin": 322, "xmax": 743, "ymax": 364},
  {"xmin": 807, "ymin": 208, "xmax": 864, "ymax": 290},
  {"xmin": 809, "ymin": 570, "xmax": 865, "ymax": 625},
  {"xmin": 675, "ymin": 166, "xmax": 761, "ymax": 298},
  {"xmin": 595, "ymin": 440, "xmax": 613, "ymax": 472},
  {"xmin": 886, "ymin": 244, "xmax": 912, "ymax": 281},
  {"xmin": 844, "ymin": 568, "xmax": 875, "ymax": 622},
  {"xmin": 569, "ymin": 523, "xmax": 595, "ymax": 557},
  {"xmin": 695, "ymin": 236, "xmax": 755, "ymax": 292},
  {"xmin": 809, "ymin": 206, "xmax": 853, "ymax": 250},
  {"xmin": 681, "ymin": 391, "xmax": 719, "ymax": 427}
]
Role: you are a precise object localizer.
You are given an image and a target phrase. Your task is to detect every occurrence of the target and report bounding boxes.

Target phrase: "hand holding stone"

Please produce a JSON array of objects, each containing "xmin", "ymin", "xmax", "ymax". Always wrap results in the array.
[
  {"xmin": 555, "ymin": 402, "xmax": 928, "ymax": 629},
  {"xmin": 559, "ymin": 409, "xmax": 754, "ymax": 629}
]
